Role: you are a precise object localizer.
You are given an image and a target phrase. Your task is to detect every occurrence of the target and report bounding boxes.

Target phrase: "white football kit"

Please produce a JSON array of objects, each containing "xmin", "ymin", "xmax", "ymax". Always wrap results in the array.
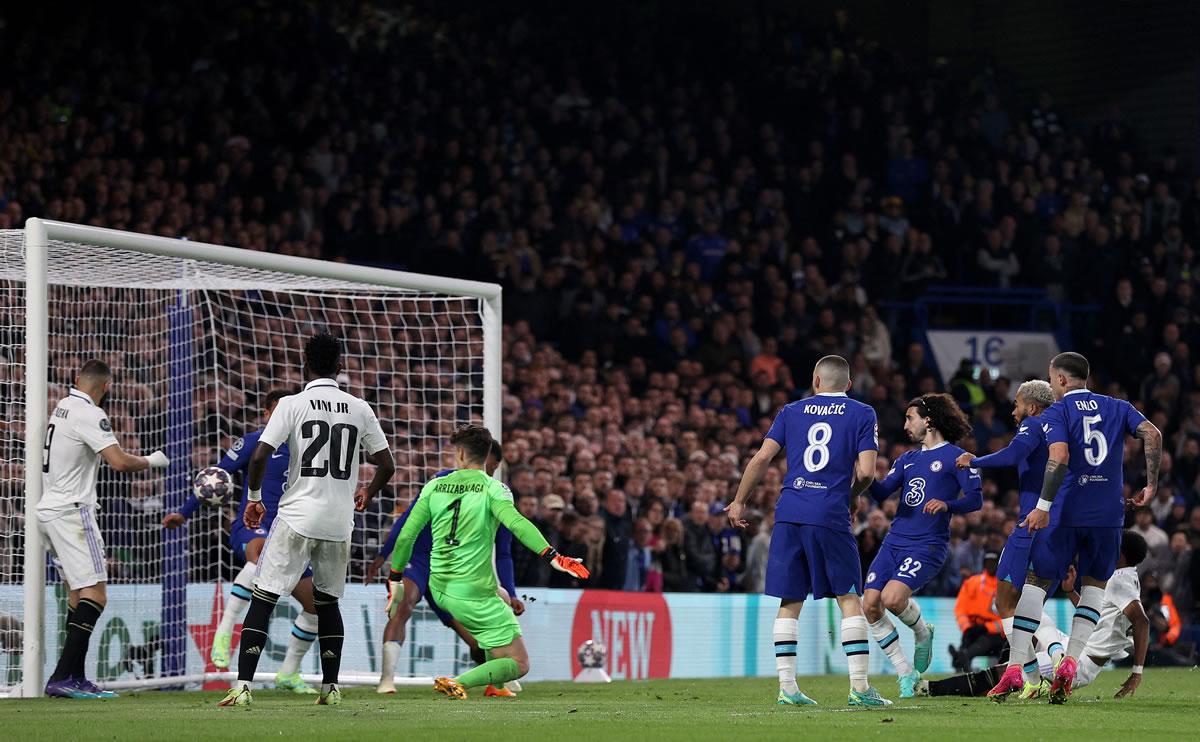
[
  {"xmin": 1042, "ymin": 566, "xmax": 1141, "ymax": 688},
  {"xmin": 254, "ymin": 378, "xmax": 389, "ymax": 598},
  {"xmin": 38, "ymin": 388, "xmax": 120, "ymax": 589}
]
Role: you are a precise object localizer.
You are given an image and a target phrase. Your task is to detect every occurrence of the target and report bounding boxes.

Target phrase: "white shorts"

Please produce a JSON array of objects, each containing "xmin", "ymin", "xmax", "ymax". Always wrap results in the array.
[
  {"xmin": 1074, "ymin": 654, "xmax": 1106, "ymax": 689},
  {"xmin": 255, "ymin": 517, "xmax": 349, "ymax": 598},
  {"xmin": 39, "ymin": 506, "xmax": 107, "ymax": 589}
]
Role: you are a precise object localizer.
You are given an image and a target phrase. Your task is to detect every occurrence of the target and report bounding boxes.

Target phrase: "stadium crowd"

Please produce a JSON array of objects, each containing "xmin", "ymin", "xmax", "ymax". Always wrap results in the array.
[{"xmin": 1, "ymin": 2, "xmax": 1198, "ymax": 662}]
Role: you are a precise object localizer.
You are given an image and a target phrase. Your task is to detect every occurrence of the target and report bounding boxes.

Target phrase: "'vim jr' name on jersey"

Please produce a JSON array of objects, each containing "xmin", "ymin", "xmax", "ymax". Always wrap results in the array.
[{"xmin": 766, "ymin": 392, "xmax": 879, "ymax": 532}]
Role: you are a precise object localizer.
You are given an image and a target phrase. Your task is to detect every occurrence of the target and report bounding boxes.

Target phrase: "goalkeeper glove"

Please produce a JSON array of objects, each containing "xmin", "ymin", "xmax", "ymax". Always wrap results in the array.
[
  {"xmin": 146, "ymin": 450, "xmax": 170, "ymax": 469},
  {"xmin": 386, "ymin": 571, "xmax": 405, "ymax": 619},
  {"xmin": 541, "ymin": 547, "xmax": 590, "ymax": 580}
]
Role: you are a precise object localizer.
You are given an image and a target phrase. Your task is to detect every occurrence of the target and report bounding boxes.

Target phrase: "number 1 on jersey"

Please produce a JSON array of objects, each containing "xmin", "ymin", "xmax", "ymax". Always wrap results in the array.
[{"xmin": 445, "ymin": 499, "xmax": 463, "ymax": 546}]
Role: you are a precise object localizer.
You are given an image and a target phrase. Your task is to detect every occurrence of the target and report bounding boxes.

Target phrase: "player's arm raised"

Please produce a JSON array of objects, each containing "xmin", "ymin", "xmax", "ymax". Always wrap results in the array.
[
  {"xmin": 99, "ymin": 443, "xmax": 168, "ymax": 473},
  {"xmin": 1116, "ymin": 598, "xmax": 1150, "ymax": 698},
  {"xmin": 490, "ymin": 485, "xmax": 589, "ymax": 580},
  {"xmin": 867, "ymin": 454, "xmax": 904, "ymax": 504},
  {"xmin": 727, "ymin": 438, "xmax": 781, "ymax": 528},
  {"xmin": 1133, "ymin": 419, "xmax": 1162, "ymax": 506},
  {"xmin": 1025, "ymin": 404, "xmax": 1068, "ymax": 532},
  {"xmin": 926, "ymin": 459, "xmax": 983, "ymax": 515}
]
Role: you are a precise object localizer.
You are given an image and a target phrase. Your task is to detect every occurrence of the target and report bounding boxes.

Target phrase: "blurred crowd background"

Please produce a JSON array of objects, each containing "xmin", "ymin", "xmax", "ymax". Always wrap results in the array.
[{"xmin": 0, "ymin": 2, "xmax": 1197, "ymax": 664}]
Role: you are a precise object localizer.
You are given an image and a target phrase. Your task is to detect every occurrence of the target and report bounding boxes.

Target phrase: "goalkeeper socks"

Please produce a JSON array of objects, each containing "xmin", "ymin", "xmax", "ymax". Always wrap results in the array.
[
  {"xmin": 314, "ymin": 590, "xmax": 344, "ymax": 685},
  {"xmin": 52, "ymin": 598, "xmax": 102, "ymax": 680},
  {"xmin": 218, "ymin": 562, "xmax": 256, "ymax": 637},
  {"xmin": 896, "ymin": 599, "xmax": 929, "ymax": 641},
  {"xmin": 1007, "ymin": 583, "xmax": 1045, "ymax": 669},
  {"xmin": 773, "ymin": 617, "xmax": 800, "ymax": 694},
  {"xmin": 1068, "ymin": 586, "xmax": 1104, "ymax": 658},
  {"xmin": 455, "ymin": 657, "xmax": 521, "ymax": 689},
  {"xmin": 869, "ymin": 616, "xmax": 912, "ymax": 676},
  {"xmin": 380, "ymin": 640, "xmax": 402, "ymax": 685},
  {"xmin": 279, "ymin": 611, "xmax": 318, "ymax": 675},
  {"xmin": 840, "ymin": 615, "xmax": 871, "ymax": 692},
  {"xmin": 236, "ymin": 588, "xmax": 279, "ymax": 683}
]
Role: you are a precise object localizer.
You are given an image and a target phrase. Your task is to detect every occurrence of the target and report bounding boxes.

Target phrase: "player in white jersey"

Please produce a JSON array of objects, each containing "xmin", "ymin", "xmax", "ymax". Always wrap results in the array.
[
  {"xmin": 1041, "ymin": 531, "xmax": 1150, "ymax": 698},
  {"xmin": 39, "ymin": 359, "xmax": 170, "ymax": 699},
  {"xmin": 220, "ymin": 333, "xmax": 395, "ymax": 708}
]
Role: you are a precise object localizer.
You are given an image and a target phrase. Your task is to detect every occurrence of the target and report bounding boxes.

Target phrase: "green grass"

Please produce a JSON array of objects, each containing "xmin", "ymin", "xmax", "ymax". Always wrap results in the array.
[{"xmin": 4, "ymin": 669, "xmax": 1197, "ymax": 741}]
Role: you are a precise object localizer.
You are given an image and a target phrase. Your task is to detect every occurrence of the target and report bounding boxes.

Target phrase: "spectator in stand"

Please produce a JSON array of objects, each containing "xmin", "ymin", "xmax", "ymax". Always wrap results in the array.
[
  {"xmin": 659, "ymin": 518, "xmax": 690, "ymax": 592},
  {"xmin": 1133, "ymin": 506, "xmax": 1171, "ymax": 578},
  {"xmin": 599, "ymin": 489, "xmax": 633, "ymax": 590},
  {"xmin": 683, "ymin": 500, "xmax": 720, "ymax": 591}
]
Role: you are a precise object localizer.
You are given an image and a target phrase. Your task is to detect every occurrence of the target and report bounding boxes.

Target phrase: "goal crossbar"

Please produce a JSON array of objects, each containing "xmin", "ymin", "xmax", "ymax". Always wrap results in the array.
[{"xmin": 15, "ymin": 219, "xmax": 502, "ymax": 697}]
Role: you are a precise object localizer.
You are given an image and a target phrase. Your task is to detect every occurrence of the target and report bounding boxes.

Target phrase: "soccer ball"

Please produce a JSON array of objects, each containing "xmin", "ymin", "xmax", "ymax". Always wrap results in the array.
[
  {"xmin": 577, "ymin": 639, "xmax": 608, "ymax": 669},
  {"xmin": 193, "ymin": 466, "xmax": 234, "ymax": 506}
]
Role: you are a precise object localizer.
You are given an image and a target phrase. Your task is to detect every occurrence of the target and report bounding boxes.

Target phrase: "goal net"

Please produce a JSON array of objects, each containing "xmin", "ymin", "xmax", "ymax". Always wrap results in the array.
[{"xmin": 0, "ymin": 220, "xmax": 501, "ymax": 696}]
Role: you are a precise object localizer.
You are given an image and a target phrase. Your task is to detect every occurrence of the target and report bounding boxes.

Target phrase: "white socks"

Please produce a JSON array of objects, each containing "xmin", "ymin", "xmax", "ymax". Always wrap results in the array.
[
  {"xmin": 218, "ymin": 561, "xmax": 256, "ymax": 636},
  {"xmin": 896, "ymin": 599, "xmax": 929, "ymax": 642},
  {"xmin": 773, "ymin": 618, "xmax": 799, "ymax": 693},
  {"xmin": 1007, "ymin": 583, "xmax": 1046, "ymax": 668},
  {"xmin": 1069, "ymin": 586, "xmax": 1104, "ymax": 658},
  {"xmin": 380, "ymin": 640, "xmax": 402, "ymax": 685},
  {"xmin": 278, "ymin": 611, "xmax": 318, "ymax": 675},
  {"xmin": 841, "ymin": 615, "xmax": 871, "ymax": 692},
  {"xmin": 870, "ymin": 616, "xmax": 912, "ymax": 676}
]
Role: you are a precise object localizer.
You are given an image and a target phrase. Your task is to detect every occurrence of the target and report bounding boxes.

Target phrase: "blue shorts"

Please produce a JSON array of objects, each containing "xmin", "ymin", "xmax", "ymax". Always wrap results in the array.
[
  {"xmin": 1031, "ymin": 524, "xmax": 1121, "ymax": 582},
  {"xmin": 402, "ymin": 556, "xmax": 455, "ymax": 626},
  {"xmin": 996, "ymin": 528, "xmax": 1034, "ymax": 586},
  {"xmin": 865, "ymin": 538, "xmax": 947, "ymax": 594},
  {"xmin": 233, "ymin": 523, "xmax": 312, "ymax": 579},
  {"xmin": 765, "ymin": 522, "xmax": 862, "ymax": 600}
]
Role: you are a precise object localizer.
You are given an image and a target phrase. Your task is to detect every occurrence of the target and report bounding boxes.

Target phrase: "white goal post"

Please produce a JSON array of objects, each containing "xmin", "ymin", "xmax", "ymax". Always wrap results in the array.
[{"xmin": 2, "ymin": 219, "xmax": 501, "ymax": 697}]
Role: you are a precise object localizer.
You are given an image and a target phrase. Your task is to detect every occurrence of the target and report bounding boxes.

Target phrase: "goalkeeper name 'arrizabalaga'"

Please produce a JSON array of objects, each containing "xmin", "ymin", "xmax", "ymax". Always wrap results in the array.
[{"xmin": 386, "ymin": 452, "xmax": 587, "ymax": 674}]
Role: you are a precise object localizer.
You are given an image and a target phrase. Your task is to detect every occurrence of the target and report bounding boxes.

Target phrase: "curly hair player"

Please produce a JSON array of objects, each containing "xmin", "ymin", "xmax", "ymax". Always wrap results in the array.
[
  {"xmin": 219, "ymin": 332, "xmax": 396, "ymax": 707},
  {"xmin": 386, "ymin": 425, "xmax": 589, "ymax": 700},
  {"xmin": 866, "ymin": 392, "xmax": 982, "ymax": 698},
  {"xmin": 987, "ymin": 352, "xmax": 1161, "ymax": 704}
]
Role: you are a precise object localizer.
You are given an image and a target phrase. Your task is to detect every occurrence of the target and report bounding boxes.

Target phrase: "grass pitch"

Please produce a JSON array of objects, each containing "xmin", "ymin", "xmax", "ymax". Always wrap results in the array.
[{"xmin": 4, "ymin": 669, "xmax": 1197, "ymax": 741}]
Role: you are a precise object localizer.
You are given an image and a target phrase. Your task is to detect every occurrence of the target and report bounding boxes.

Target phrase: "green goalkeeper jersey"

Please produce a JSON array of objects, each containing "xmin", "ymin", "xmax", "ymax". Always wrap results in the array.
[{"xmin": 389, "ymin": 468, "xmax": 551, "ymax": 599}]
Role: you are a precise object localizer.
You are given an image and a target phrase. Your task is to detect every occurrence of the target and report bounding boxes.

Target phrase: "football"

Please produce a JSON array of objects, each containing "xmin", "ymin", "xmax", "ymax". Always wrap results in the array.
[
  {"xmin": 576, "ymin": 639, "xmax": 607, "ymax": 669},
  {"xmin": 192, "ymin": 466, "xmax": 234, "ymax": 506}
]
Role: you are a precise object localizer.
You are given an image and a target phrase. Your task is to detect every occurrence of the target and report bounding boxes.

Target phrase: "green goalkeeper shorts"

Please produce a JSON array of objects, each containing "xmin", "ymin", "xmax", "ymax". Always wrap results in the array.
[{"xmin": 430, "ymin": 586, "xmax": 521, "ymax": 650}]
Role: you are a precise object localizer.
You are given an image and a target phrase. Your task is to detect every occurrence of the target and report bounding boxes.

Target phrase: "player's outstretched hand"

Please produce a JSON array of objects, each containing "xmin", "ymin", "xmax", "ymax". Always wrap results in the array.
[
  {"xmin": 542, "ymin": 547, "xmax": 590, "ymax": 580},
  {"xmin": 146, "ymin": 450, "xmax": 170, "ymax": 469},
  {"xmin": 243, "ymin": 501, "xmax": 266, "ymax": 529},
  {"xmin": 162, "ymin": 513, "xmax": 186, "ymax": 529},
  {"xmin": 1115, "ymin": 672, "xmax": 1141, "ymax": 698},
  {"xmin": 354, "ymin": 487, "xmax": 372, "ymax": 512},
  {"xmin": 923, "ymin": 499, "xmax": 948, "ymax": 515},
  {"xmin": 725, "ymin": 501, "xmax": 747, "ymax": 529},
  {"xmin": 955, "ymin": 452, "xmax": 975, "ymax": 469},
  {"xmin": 1019, "ymin": 508, "xmax": 1049, "ymax": 532},
  {"xmin": 1132, "ymin": 485, "xmax": 1155, "ymax": 507}
]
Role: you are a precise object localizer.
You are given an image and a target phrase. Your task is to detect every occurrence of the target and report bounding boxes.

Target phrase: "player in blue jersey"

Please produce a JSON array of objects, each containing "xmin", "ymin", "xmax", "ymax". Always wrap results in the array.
[
  {"xmin": 367, "ymin": 439, "xmax": 522, "ymax": 696},
  {"xmin": 866, "ymin": 392, "xmax": 981, "ymax": 698},
  {"xmin": 162, "ymin": 389, "xmax": 318, "ymax": 693},
  {"xmin": 988, "ymin": 352, "xmax": 1161, "ymax": 704},
  {"xmin": 727, "ymin": 356, "xmax": 892, "ymax": 708},
  {"xmin": 957, "ymin": 379, "xmax": 1064, "ymax": 698}
]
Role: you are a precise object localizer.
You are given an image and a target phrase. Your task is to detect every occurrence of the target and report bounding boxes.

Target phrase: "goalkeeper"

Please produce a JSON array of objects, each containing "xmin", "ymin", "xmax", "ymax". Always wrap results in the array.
[{"xmin": 387, "ymin": 424, "xmax": 589, "ymax": 699}]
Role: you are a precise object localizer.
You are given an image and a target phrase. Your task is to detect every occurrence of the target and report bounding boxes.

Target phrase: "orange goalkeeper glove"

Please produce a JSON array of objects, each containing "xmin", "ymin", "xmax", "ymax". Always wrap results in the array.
[{"xmin": 541, "ymin": 547, "xmax": 589, "ymax": 580}]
